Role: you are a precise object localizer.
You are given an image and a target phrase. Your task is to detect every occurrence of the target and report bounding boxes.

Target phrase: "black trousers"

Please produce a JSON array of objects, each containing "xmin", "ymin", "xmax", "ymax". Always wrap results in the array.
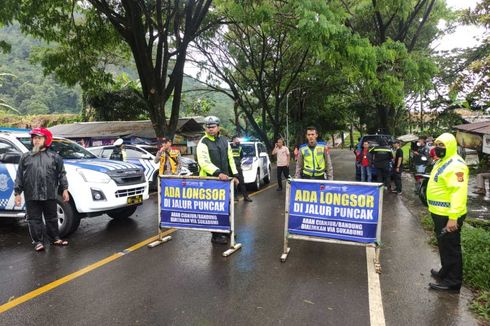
[
  {"xmin": 234, "ymin": 164, "xmax": 249, "ymax": 198},
  {"xmin": 431, "ymin": 213, "xmax": 466, "ymax": 287},
  {"xmin": 277, "ymin": 166, "xmax": 290, "ymax": 189},
  {"xmin": 376, "ymin": 165, "xmax": 391, "ymax": 187},
  {"xmin": 392, "ymin": 170, "xmax": 402, "ymax": 192},
  {"xmin": 26, "ymin": 199, "xmax": 60, "ymax": 244}
]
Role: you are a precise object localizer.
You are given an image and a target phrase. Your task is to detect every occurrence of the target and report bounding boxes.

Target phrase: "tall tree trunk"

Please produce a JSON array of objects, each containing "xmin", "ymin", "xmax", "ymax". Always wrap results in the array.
[
  {"xmin": 349, "ymin": 124, "xmax": 354, "ymax": 150},
  {"xmin": 234, "ymin": 101, "xmax": 240, "ymax": 135},
  {"xmin": 376, "ymin": 104, "xmax": 389, "ymax": 134}
]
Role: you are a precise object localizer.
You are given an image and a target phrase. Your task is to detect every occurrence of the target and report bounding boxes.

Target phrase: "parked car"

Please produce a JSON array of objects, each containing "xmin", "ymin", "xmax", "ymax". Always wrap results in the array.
[
  {"xmin": 234, "ymin": 141, "xmax": 272, "ymax": 190},
  {"xmin": 88, "ymin": 144, "xmax": 198, "ymax": 190},
  {"xmin": 0, "ymin": 130, "xmax": 149, "ymax": 237}
]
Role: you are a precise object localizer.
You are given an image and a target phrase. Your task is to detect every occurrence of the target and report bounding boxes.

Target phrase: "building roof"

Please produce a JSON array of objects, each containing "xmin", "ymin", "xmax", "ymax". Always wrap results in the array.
[
  {"xmin": 49, "ymin": 118, "xmax": 205, "ymax": 138},
  {"xmin": 454, "ymin": 121, "xmax": 490, "ymax": 135}
]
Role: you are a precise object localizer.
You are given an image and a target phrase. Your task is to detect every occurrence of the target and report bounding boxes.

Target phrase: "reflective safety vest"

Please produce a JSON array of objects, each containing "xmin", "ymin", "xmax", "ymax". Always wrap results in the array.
[
  {"xmin": 427, "ymin": 133, "xmax": 468, "ymax": 220},
  {"xmin": 196, "ymin": 132, "xmax": 238, "ymax": 177},
  {"xmin": 231, "ymin": 145, "xmax": 242, "ymax": 159},
  {"xmin": 159, "ymin": 148, "xmax": 180, "ymax": 175},
  {"xmin": 300, "ymin": 142, "xmax": 327, "ymax": 177}
]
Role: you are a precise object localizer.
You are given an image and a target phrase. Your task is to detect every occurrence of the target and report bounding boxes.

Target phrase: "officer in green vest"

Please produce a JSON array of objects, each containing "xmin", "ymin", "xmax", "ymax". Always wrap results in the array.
[
  {"xmin": 294, "ymin": 126, "xmax": 333, "ymax": 180},
  {"xmin": 371, "ymin": 141, "xmax": 393, "ymax": 189},
  {"xmin": 196, "ymin": 116, "xmax": 239, "ymax": 244},
  {"xmin": 426, "ymin": 132, "xmax": 468, "ymax": 293},
  {"xmin": 230, "ymin": 136, "xmax": 252, "ymax": 202}
]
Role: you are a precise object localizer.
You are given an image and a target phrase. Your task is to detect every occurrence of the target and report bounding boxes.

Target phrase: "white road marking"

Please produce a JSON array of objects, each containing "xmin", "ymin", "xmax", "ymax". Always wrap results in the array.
[{"xmin": 366, "ymin": 247, "xmax": 386, "ymax": 326}]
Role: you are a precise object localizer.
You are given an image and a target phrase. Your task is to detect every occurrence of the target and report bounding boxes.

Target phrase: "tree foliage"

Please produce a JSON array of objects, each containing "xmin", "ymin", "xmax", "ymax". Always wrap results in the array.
[
  {"xmin": 0, "ymin": 24, "xmax": 82, "ymax": 115},
  {"xmin": 450, "ymin": 0, "xmax": 490, "ymax": 107},
  {"xmin": 10, "ymin": 0, "xmax": 213, "ymax": 138}
]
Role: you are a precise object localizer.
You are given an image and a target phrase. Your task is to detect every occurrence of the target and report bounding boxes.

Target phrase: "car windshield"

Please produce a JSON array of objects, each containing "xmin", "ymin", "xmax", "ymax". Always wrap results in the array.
[
  {"xmin": 241, "ymin": 144, "xmax": 256, "ymax": 157},
  {"xmin": 19, "ymin": 137, "xmax": 97, "ymax": 159},
  {"xmin": 363, "ymin": 136, "xmax": 391, "ymax": 147}
]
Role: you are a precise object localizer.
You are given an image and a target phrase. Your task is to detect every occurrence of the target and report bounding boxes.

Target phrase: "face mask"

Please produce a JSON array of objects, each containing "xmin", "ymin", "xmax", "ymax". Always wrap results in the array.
[{"xmin": 434, "ymin": 147, "xmax": 446, "ymax": 158}]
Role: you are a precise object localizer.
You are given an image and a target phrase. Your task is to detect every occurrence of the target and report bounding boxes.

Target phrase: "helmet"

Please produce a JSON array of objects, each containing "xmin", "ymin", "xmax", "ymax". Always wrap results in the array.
[
  {"xmin": 114, "ymin": 138, "xmax": 124, "ymax": 146},
  {"xmin": 203, "ymin": 116, "xmax": 220, "ymax": 127},
  {"xmin": 29, "ymin": 127, "xmax": 53, "ymax": 147}
]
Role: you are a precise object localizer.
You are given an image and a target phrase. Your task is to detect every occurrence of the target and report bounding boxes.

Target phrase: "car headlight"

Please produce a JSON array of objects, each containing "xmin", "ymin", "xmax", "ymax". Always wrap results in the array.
[
  {"xmin": 77, "ymin": 169, "xmax": 111, "ymax": 183},
  {"xmin": 241, "ymin": 164, "xmax": 253, "ymax": 171}
]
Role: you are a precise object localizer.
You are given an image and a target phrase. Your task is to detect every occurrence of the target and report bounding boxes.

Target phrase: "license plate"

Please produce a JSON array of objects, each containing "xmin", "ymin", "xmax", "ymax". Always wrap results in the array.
[{"xmin": 127, "ymin": 195, "xmax": 143, "ymax": 205}]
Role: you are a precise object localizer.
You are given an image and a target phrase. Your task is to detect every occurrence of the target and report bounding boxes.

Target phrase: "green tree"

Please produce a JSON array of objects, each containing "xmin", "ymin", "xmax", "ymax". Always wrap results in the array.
[
  {"xmin": 11, "ymin": 0, "xmax": 213, "ymax": 138},
  {"xmin": 192, "ymin": 0, "xmax": 348, "ymax": 148},
  {"xmin": 338, "ymin": 0, "xmax": 448, "ymax": 133},
  {"xmin": 0, "ymin": 73, "xmax": 19, "ymax": 114},
  {"xmin": 450, "ymin": 0, "xmax": 490, "ymax": 107}
]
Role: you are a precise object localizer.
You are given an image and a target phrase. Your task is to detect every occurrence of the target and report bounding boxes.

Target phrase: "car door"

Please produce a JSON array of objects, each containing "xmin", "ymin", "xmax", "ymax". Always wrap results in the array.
[
  {"xmin": 125, "ymin": 147, "xmax": 156, "ymax": 182},
  {"xmin": 100, "ymin": 147, "xmax": 115, "ymax": 159},
  {"xmin": 257, "ymin": 143, "xmax": 267, "ymax": 178},
  {"xmin": 0, "ymin": 139, "xmax": 23, "ymax": 210}
]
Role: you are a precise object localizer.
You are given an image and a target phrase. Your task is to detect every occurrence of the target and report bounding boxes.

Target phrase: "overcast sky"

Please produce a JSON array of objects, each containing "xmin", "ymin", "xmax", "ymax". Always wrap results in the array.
[{"xmin": 434, "ymin": 0, "xmax": 485, "ymax": 51}]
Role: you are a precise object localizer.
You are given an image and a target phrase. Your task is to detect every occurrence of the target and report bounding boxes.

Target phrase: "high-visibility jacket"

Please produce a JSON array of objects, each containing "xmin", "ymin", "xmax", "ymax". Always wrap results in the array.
[
  {"xmin": 427, "ymin": 133, "xmax": 468, "ymax": 220},
  {"xmin": 157, "ymin": 148, "xmax": 180, "ymax": 176},
  {"xmin": 110, "ymin": 147, "xmax": 127, "ymax": 162},
  {"xmin": 299, "ymin": 142, "xmax": 332, "ymax": 178},
  {"xmin": 197, "ymin": 132, "xmax": 238, "ymax": 177},
  {"xmin": 371, "ymin": 146, "xmax": 393, "ymax": 168},
  {"xmin": 230, "ymin": 144, "xmax": 243, "ymax": 165}
]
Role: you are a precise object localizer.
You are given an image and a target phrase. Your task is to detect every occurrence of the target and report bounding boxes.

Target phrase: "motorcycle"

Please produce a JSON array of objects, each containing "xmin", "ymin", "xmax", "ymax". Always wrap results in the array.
[{"xmin": 415, "ymin": 172, "xmax": 430, "ymax": 206}]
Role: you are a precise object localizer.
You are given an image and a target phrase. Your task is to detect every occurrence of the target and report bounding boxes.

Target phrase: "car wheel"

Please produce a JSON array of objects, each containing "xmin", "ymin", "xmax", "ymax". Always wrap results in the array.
[
  {"xmin": 150, "ymin": 171, "xmax": 159, "ymax": 192},
  {"xmin": 56, "ymin": 195, "xmax": 81, "ymax": 237},
  {"xmin": 107, "ymin": 205, "xmax": 138, "ymax": 219},
  {"xmin": 251, "ymin": 170, "xmax": 261, "ymax": 191},
  {"xmin": 264, "ymin": 165, "xmax": 271, "ymax": 184}
]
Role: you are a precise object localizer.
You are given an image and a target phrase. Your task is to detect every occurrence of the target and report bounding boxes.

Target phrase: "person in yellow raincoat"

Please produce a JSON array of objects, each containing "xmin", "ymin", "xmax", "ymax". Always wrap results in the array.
[{"xmin": 426, "ymin": 133, "xmax": 468, "ymax": 293}]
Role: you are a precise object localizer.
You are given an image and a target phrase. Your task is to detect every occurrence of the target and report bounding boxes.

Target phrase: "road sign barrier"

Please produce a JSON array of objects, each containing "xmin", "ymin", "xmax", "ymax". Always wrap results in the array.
[
  {"xmin": 281, "ymin": 179, "xmax": 383, "ymax": 273},
  {"xmin": 148, "ymin": 175, "xmax": 242, "ymax": 257}
]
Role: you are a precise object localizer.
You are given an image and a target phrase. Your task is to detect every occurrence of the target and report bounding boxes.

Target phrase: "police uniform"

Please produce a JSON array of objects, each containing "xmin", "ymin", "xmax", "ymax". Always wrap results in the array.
[
  {"xmin": 110, "ymin": 146, "xmax": 127, "ymax": 161},
  {"xmin": 427, "ymin": 133, "xmax": 468, "ymax": 291},
  {"xmin": 294, "ymin": 141, "xmax": 333, "ymax": 180},
  {"xmin": 155, "ymin": 147, "xmax": 181, "ymax": 175},
  {"xmin": 230, "ymin": 143, "xmax": 251, "ymax": 201},
  {"xmin": 371, "ymin": 145, "xmax": 393, "ymax": 188},
  {"xmin": 196, "ymin": 124, "xmax": 239, "ymax": 243}
]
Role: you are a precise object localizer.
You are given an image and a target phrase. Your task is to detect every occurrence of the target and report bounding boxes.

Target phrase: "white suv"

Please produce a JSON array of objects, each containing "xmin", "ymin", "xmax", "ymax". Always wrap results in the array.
[
  {"xmin": 238, "ymin": 141, "xmax": 272, "ymax": 190},
  {"xmin": 88, "ymin": 144, "xmax": 197, "ymax": 190},
  {"xmin": 0, "ymin": 131, "xmax": 149, "ymax": 237}
]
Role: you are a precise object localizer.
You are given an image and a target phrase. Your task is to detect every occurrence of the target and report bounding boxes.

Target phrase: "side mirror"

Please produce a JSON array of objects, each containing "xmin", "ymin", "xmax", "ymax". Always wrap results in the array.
[
  {"xmin": 141, "ymin": 153, "xmax": 152, "ymax": 160},
  {"xmin": 0, "ymin": 152, "xmax": 21, "ymax": 164}
]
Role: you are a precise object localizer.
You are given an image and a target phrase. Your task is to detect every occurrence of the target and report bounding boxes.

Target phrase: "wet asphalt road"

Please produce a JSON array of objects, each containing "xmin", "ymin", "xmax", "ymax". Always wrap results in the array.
[{"xmin": 0, "ymin": 149, "xmax": 479, "ymax": 325}]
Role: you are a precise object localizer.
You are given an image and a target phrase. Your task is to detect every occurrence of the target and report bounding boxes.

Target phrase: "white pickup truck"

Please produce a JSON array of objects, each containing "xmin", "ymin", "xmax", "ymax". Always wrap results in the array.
[
  {"xmin": 238, "ymin": 141, "xmax": 272, "ymax": 190},
  {"xmin": 0, "ymin": 130, "xmax": 149, "ymax": 237}
]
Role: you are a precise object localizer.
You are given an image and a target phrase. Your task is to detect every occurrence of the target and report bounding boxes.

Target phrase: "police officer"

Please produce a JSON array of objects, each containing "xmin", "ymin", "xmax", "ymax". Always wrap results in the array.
[
  {"xmin": 196, "ymin": 116, "xmax": 239, "ymax": 244},
  {"xmin": 230, "ymin": 136, "xmax": 252, "ymax": 202},
  {"xmin": 427, "ymin": 133, "xmax": 468, "ymax": 293},
  {"xmin": 154, "ymin": 138, "xmax": 181, "ymax": 176},
  {"xmin": 371, "ymin": 141, "xmax": 393, "ymax": 189},
  {"xmin": 110, "ymin": 138, "xmax": 127, "ymax": 161},
  {"xmin": 294, "ymin": 126, "xmax": 333, "ymax": 180}
]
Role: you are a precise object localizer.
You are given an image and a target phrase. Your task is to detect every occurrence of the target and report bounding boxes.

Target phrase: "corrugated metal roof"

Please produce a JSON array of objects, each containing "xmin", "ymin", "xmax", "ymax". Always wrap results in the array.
[
  {"xmin": 49, "ymin": 118, "xmax": 204, "ymax": 138},
  {"xmin": 454, "ymin": 121, "xmax": 490, "ymax": 135}
]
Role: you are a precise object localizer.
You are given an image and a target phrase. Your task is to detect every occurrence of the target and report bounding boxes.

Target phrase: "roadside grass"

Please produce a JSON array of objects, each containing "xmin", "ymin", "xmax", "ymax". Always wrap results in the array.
[{"xmin": 421, "ymin": 213, "xmax": 490, "ymax": 321}]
